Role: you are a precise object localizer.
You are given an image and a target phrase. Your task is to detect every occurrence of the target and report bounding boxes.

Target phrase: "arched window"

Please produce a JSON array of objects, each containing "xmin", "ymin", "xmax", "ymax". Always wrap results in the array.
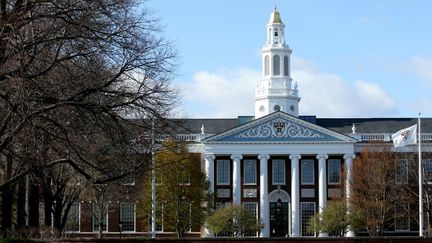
[
  {"xmin": 268, "ymin": 28, "xmax": 272, "ymax": 42},
  {"xmin": 274, "ymin": 28, "xmax": 278, "ymax": 37},
  {"xmin": 284, "ymin": 56, "xmax": 289, "ymax": 76},
  {"xmin": 264, "ymin": 55, "xmax": 269, "ymax": 76},
  {"xmin": 273, "ymin": 55, "xmax": 280, "ymax": 76}
]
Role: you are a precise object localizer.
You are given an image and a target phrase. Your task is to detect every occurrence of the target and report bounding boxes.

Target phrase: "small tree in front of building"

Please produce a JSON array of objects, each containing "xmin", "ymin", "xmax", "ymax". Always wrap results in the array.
[
  {"xmin": 206, "ymin": 204, "xmax": 264, "ymax": 237},
  {"xmin": 139, "ymin": 141, "xmax": 212, "ymax": 238},
  {"xmin": 307, "ymin": 199, "xmax": 365, "ymax": 237},
  {"xmin": 350, "ymin": 144, "xmax": 416, "ymax": 236}
]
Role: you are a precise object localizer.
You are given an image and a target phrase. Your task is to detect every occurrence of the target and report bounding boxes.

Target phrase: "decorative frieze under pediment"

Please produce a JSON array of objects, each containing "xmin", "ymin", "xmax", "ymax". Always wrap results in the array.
[{"xmin": 203, "ymin": 111, "xmax": 356, "ymax": 143}]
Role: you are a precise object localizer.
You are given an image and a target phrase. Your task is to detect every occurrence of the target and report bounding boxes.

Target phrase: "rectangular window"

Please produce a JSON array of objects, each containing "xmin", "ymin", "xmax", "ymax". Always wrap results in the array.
[
  {"xmin": 272, "ymin": 159, "xmax": 285, "ymax": 185},
  {"xmin": 395, "ymin": 159, "xmax": 409, "ymax": 184},
  {"xmin": 120, "ymin": 203, "xmax": 135, "ymax": 232},
  {"xmin": 92, "ymin": 203, "xmax": 108, "ymax": 232},
  {"xmin": 301, "ymin": 202, "xmax": 316, "ymax": 236},
  {"xmin": 217, "ymin": 159, "xmax": 230, "ymax": 185},
  {"xmin": 178, "ymin": 170, "xmax": 191, "ymax": 185},
  {"xmin": 423, "ymin": 159, "xmax": 432, "ymax": 184},
  {"xmin": 301, "ymin": 159, "xmax": 314, "ymax": 185},
  {"xmin": 65, "ymin": 202, "xmax": 80, "ymax": 232},
  {"xmin": 395, "ymin": 203, "xmax": 410, "ymax": 231},
  {"xmin": 179, "ymin": 200, "xmax": 192, "ymax": 232},
  {"xmin": 328, "ymin": 159, "xmax": 341, "ymax": 184},
  {"xmin": 155, "ymin": 203, "xmax": 163, "ymax": 232},
  {"xmin": 244, "ymin": 159, "xmax": 257, "ymax": 185},
  {"xmin": 243, "ymin": 202, "xmax": 258, "ymax": 237}
]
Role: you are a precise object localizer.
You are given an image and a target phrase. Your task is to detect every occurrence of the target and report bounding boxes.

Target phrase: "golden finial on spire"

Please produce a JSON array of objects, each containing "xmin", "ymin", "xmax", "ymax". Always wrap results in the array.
[{"xmin": 269, "ymin": 2, "xmax": 283, "ymax": 24}]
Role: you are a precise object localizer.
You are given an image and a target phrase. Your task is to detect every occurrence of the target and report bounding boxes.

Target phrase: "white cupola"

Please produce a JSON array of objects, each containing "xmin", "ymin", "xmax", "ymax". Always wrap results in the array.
[{"xmin": 255, "ymin": 7, "xmax": 300, "ymax": 118}]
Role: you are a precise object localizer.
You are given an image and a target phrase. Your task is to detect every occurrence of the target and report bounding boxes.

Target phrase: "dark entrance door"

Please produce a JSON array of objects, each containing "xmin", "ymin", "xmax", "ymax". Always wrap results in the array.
[{"xmin": 270, "ymin": 200, "xmax": 289, "ymax": 237}]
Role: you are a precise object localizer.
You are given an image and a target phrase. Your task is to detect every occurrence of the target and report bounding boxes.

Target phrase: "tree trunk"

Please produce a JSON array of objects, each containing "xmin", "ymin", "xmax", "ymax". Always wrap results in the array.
[
  {"xmin": 17, "ymin": 176, "xmax": 27, "ymax": 227},
  {"xmin": 28, "ymin": 182, "xmax": 40, "ymax": 227},
  {"xmin": 42, "ymin": 180, "xmax": 53, "ymax": 227},
  {"xmin": 53, "ymin": 199, "xmax": 63, "ymax": 231},
  {"xmin": 1, "ymin": 153, "xmax": 15, "ymax": 231}
]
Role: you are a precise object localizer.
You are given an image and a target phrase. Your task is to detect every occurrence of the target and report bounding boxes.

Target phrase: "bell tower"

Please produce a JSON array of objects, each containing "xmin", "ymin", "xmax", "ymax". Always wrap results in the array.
[{"xmin": 255, "ymin": 7, "xmax": 300, "ymax": 118}]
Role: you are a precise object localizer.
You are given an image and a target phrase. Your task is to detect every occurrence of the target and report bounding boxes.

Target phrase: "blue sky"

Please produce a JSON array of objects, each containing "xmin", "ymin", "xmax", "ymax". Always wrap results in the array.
[{"xmin": 147, "ymin": 0, "xmax": 432, "ymax": 118}]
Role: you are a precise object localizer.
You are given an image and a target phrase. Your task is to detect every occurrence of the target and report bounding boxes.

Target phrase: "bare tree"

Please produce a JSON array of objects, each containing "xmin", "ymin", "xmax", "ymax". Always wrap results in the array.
[
  {"xmin": 0, "ymin": 0, "xmax": 178, "ymax": 233},
  {"xmin": 351, "ymin": 144, "xmax": 415, "ymax": 236},
  {"xmin": 397, "ymin": 152, "xmax": 432, "ymax": 236}
]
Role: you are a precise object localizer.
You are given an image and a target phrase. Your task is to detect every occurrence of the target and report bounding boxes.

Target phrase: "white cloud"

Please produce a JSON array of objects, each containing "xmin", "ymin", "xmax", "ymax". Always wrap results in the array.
[
  {"xmin": 179, "ymin": 58, "xmax": 398, "ymax": 118},
  {"xmin": 292, "ymin": 57, "xmax": 397, "ymax": 117},
  {"xmin": 180, "ymin": 67, "xmax": 259, "ymax": 117}
]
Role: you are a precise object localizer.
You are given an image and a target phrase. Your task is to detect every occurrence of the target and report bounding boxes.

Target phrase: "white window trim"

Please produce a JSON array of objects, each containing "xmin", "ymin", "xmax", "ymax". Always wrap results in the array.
[
  {"xmin": 242, "ymin": 202, "xmax": 259, "ymax": 237},
  {"xmin": 301, "ymin": 202, "xmax": 316, "ymax": 237},
  {"xmin": 394, "ymin": 203, "xmax": 410, "ymax": 232},
  {"xmin": 65, "ymin": 202, "xmax": 81, "ymax": 233},
  {"xmin": 178, "ymin": 171, "xmax": 191, "ymax": 186},
  {"xmin": 120, "ymin": 203, "xmax": 136, "ymax": 233},
  {"xmin": 243, "ymin": 159, "xmax": 257, "ymax": 185},
  {"xmin": 243, "ymin": 202, "xmax": 258, "ymax": 219},
  {"xmin": 301, "ymin": 159, "xmax": 315, "ymax": 185},
  {"xmin": 92, "ymin": 203, "xmax": 109, "ymax": 233},
  {"xmin": 156, "ymin": 203, "xmax": 164, "ymax": 232},
  {"xmin": 187, "ymin": 202, "xmax": 192, "ymax": 233},
  {"xmin": 217, "ymin": 159, "xmax": 230, "ymax": 186},
  {"xmin": 272, "ymin": 159, "xmax": 286, "ymax": 185},
  {"xmin": 327, "ymin": 159, "xmax": 341, "ymax": 185}
]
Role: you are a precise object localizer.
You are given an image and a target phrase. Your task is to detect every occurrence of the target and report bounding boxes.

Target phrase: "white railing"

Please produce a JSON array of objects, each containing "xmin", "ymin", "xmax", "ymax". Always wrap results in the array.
[
  {"xmin": 157, "ymin": 134, "xmax": 212, "ymax": 142},
  {"xmin": 352, "ymin": 133, "xmax": 432, "ymax": 142},
  {"xmin": 422, "ymin": 133, "xmax": 432, "ymax": 141},
  {"xmin": 158, "ymin": 133, "xmax": 432, "ymax": 143}
]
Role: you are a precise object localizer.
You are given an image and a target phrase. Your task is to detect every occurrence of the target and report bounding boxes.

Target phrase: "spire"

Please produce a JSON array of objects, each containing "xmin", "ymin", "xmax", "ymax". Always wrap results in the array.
[{"xmin": 269, "ymin": 6, "xmax": 283, "ymax": 24}]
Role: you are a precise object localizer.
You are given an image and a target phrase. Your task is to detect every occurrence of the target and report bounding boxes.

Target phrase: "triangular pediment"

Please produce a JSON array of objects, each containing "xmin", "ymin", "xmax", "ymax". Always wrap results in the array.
[{"xmin": 203, "ymin": 112, "xmax": 357, "ymax": 144}]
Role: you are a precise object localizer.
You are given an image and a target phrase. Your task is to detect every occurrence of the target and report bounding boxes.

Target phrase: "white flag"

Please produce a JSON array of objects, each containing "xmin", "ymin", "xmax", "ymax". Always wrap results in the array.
[{"xmin": 392, "ymin": 124, "xmax": 417, "ymax": 148}]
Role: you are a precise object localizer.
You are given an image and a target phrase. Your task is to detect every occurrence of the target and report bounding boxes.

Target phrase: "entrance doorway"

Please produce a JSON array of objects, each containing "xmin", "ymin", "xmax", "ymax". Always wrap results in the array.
[
  {"xmin": 270, "ymin": 200, "xmax": 289, "ymax": 237},
  {"xmin": 268, "ymin": 189, "xmax": 291, "ymax": 237}
]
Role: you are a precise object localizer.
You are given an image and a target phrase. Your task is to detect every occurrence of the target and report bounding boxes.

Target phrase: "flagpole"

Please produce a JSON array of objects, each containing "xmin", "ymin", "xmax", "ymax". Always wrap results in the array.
[
  {"xmin": 419, "ymin": 112, "xmax": 423, "ymax": 237},
  {"xmin": 151, "ymin": 117, "xmax": 156, "ymax": 239}
]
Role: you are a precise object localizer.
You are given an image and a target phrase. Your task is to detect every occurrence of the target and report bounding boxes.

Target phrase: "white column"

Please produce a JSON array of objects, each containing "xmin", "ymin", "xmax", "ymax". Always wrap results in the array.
[
  {"xmin": 317, "ymin": 154, "xmax": 329, "ymax": 237},
  {"xmin": 290, "ymin": 154, "xmax": 301, "ymax": 237},
  {"xmin": 204, "ymin": 153, "xmax": 215, "ymax": 237},
  {"xmin": 258, "ymin": 154, "xmax": 270, "ymax": 237},
  {"xmin": 205, "ymin": 154, "xmax": 216, "ymax": 193},
  {"xmin": 344, "ymin": 154, "xmax": 356, "ymax": 237},
  {"xmin": 231, "ymin": 154, "xmax": 243, "ymax": 205}
]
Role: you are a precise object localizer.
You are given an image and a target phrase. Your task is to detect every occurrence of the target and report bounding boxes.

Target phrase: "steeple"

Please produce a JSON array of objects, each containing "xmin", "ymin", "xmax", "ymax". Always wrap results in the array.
[
  {"xmin": 255, "ymin": 8, "xmax": 300, "ymax": 118},
  {"xmin": 269, "ymin": 6, "xmax": 283, "ymax": 24}
]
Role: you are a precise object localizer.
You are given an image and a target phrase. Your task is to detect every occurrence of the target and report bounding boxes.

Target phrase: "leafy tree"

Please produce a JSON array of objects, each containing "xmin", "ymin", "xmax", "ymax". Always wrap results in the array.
[
  {"xmin": 206, "ymin": 204, "xmax": 264, "ymax": 237},
  {"xmin": 139, "ymin": 141, "xmax": 211, "ymax": 238},
  {"xmin": 307, "ymin": 200, "xmax": 365, "ymax": 237}
]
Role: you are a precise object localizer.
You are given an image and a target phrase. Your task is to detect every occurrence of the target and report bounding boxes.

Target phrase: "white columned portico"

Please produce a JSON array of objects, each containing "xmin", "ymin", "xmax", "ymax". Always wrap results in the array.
[
  {"xmin": 231, "ymin": 154, "xmax": 243, "ymax": 204},
  {"xmin": 290, "ymin": 154, "xmax": 301, "ymax": 237},
  {"xmin": 317, "ymin": 154, "xmax": 329, "ymax": 237},
  {"xmin": 344, "ymin": 154, "xmax": 356, "ymax": 237},
  {"xmin": 258, "ymin": 153, "xmax": 270, "ymax": 237}
]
